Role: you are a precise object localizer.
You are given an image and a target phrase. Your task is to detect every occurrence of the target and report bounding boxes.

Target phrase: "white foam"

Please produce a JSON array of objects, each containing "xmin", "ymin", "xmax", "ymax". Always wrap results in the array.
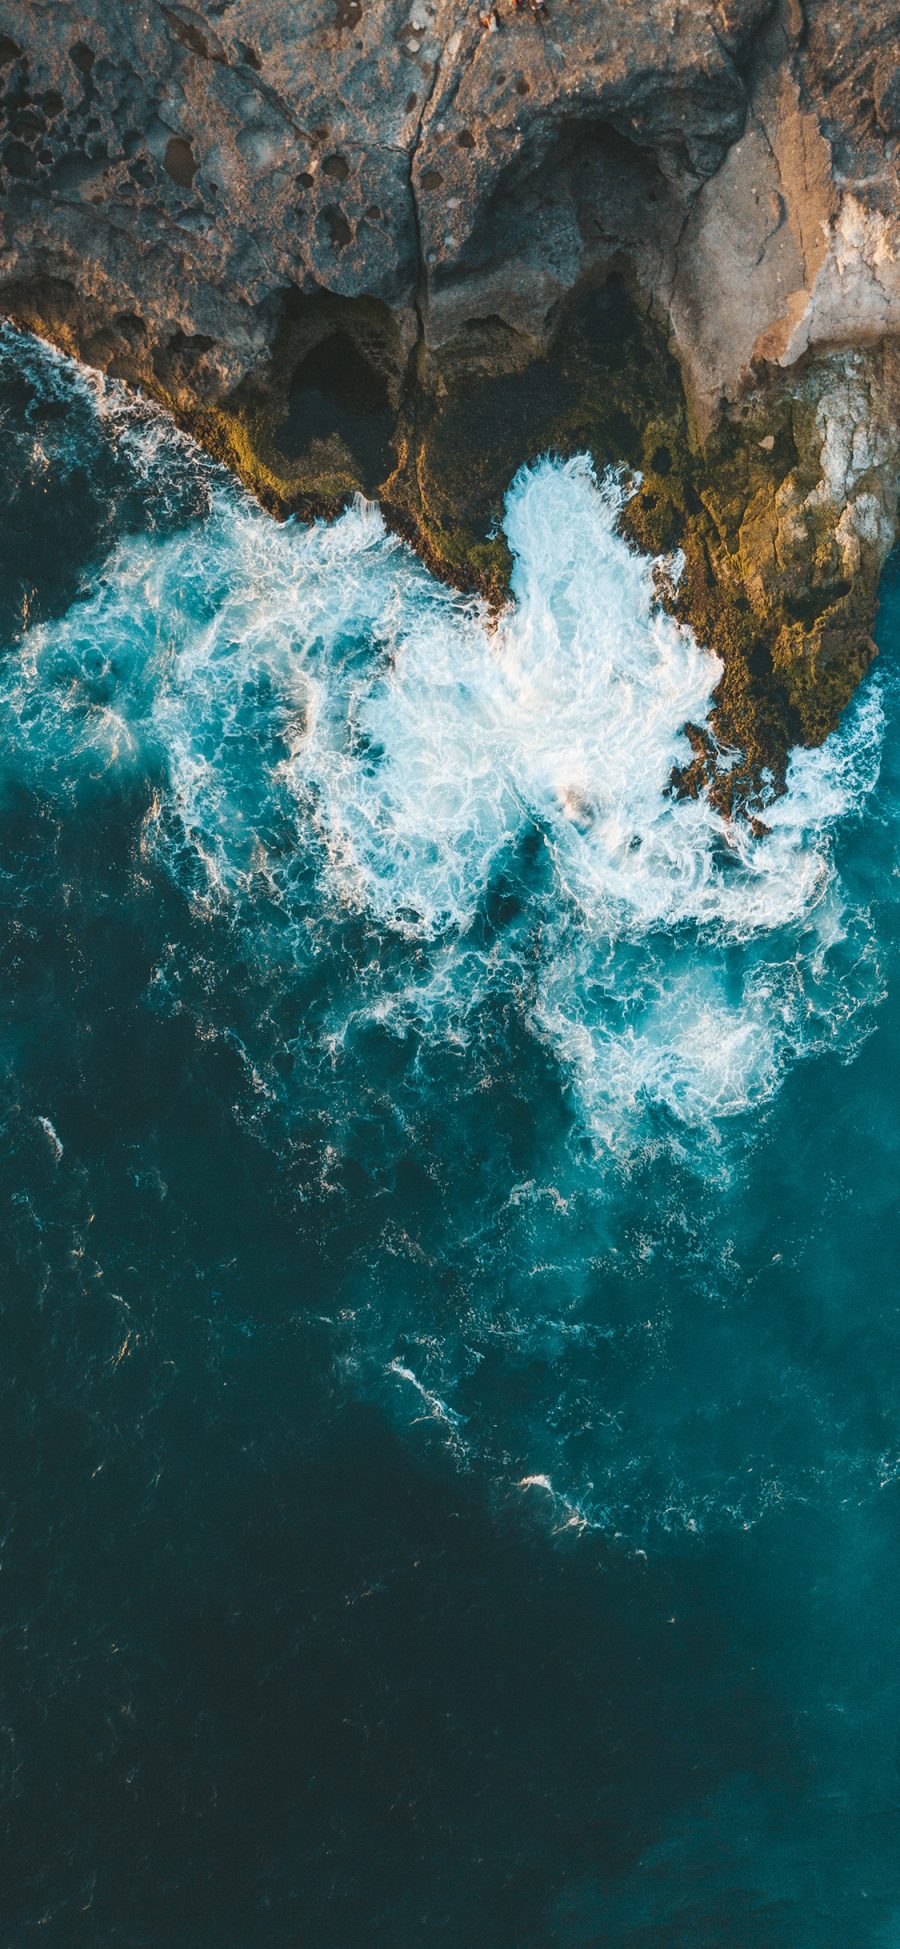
[
  {"xmin": 3, "ymin": 338, "xmax": 895, "ymax": 1540},
  {"xmin": 302, "ymin": 455, "xmax": 872, "ymax": 945},
  {"xmin": 37, "ymin": 1116, "xmax": 63, "ymax": 1161},
  {"xmin": 1, "ymin": 400, "xmax": 883, "ymax": 1147}
]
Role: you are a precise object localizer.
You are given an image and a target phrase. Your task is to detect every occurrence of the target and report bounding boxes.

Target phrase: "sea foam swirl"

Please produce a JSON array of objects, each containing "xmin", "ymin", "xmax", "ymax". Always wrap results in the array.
[
  {"xmin": 0, "ymin": 326, "xmax": 894, "ymax": 1539},
  {"xmin": 4, "ymin": 424, "xmax": 882, "ymax": 1147}
]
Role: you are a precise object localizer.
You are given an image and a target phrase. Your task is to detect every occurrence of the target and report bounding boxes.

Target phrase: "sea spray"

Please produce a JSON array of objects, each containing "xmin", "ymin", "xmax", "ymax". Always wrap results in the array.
[
  {"xmin": 1, "ymin": 326, "xmax": 894, "ymax": 1544},
  {"xmin": 3, "ymin": 408, "xmax": 883, "ymax": 1146}
]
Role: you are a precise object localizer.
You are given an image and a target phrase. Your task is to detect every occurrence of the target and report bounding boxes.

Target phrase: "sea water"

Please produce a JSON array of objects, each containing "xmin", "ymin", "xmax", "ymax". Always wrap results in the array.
[{"xmin": 3, "ymin": 326, "xmax": 900, "ymax": 1945}]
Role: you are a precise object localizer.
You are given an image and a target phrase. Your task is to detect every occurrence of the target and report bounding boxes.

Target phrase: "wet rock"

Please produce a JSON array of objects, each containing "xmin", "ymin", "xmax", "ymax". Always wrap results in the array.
[{"xmin": 0, "ymin": 0, "xmax": 898, "ymax": 789}]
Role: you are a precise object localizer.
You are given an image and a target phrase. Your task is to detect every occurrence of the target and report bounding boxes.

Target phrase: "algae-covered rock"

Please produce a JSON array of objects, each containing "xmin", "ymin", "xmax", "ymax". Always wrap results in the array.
[
  {"xmin": 192, "ymin": 290, "xmax": 410, "ymax": 521},
  {"xmin": 8, "ymin": 261, "xmax": 897, "ymax": 813},
  {"xmin": 384, "ymin": 280, "xmax": 686, "ymax": 606},
  {"xmin": 2, "ymin": 0, "xmax": 900, "ymax": 804}
]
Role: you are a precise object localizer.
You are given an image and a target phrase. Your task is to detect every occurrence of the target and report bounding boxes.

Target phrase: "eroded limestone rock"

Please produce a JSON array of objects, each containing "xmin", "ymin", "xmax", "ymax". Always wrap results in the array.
[{"xmin": 0, "ymin": 0, "xmax": 898, "ymax": 796}]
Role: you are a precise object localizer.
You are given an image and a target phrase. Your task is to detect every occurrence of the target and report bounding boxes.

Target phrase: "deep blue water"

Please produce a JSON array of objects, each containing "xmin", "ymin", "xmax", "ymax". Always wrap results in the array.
[{"xmin": 3, "ymin": 327, "xmax": 900, "ymax": 1947}]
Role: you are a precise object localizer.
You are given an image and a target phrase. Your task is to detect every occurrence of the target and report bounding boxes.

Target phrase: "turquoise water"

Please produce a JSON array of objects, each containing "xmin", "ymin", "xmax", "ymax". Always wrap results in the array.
[{"xmin": 3, "ymin": 326, "xmax": 900, "ymax": 1945}]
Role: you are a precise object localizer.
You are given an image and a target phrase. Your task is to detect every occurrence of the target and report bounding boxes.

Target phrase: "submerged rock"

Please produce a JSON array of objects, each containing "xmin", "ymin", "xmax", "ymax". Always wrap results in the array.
[{"xmin": 0, "ymin": 0, "xmax": 898, "ymax": 796}]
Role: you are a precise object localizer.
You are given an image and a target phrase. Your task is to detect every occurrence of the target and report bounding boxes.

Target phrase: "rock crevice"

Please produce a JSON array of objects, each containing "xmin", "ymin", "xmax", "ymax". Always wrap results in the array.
[{"xmin": 0, "ymin": 0, "xmax": 899, "ymax": 793}]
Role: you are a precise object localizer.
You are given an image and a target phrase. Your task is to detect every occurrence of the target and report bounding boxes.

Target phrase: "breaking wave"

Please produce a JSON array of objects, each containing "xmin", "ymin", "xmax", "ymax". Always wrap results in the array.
[
  {"xmin": 2, "ymin": 324, "xmax": 894, "ymax": 1541},
  {"xmin": 2, "ymin": 341, "xmax": 883, "ymax": 1150}
]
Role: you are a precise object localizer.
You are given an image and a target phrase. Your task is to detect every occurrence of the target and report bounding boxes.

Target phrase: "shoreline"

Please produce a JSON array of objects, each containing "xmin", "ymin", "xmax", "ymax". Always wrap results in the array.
[
  {"xmin": 2, "ymin": 0, "xmax": 899, "ymax": 806},
  {"xmin": 5, "ymin": 276, "xmax": 896, "ymax": 817}
]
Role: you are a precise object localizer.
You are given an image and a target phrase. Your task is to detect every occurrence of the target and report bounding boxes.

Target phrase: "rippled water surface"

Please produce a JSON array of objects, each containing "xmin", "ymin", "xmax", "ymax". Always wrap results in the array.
[{"xmin": 3, "ymin": 328, "xmax": 900, "ymax": 1946}]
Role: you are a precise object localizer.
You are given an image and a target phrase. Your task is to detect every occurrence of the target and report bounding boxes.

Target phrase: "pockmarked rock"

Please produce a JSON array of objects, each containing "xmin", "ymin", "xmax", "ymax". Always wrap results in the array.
[{"xmin": 1, "ymin": 0, "xmax": 898, "ymax": 799}]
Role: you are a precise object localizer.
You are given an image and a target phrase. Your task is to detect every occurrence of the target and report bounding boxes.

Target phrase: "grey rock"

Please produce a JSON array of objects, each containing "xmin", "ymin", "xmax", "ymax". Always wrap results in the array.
[
  {"xmin": 1, "ymin": 0, "xmax": 899, "ymax": 773},
  {"xmin": 1, "ymin": 0, "xmax": 898, "ymax": 412},
  {"xmin": 0, "ymin": 0, "xmax": 779, "ymax": 395}
]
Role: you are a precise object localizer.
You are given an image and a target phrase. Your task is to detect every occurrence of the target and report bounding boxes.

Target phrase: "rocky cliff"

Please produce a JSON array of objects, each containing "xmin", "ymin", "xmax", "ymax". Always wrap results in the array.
[{"xmin": 1, "ymin": 0, "xmax": 899, "ymax": 801}]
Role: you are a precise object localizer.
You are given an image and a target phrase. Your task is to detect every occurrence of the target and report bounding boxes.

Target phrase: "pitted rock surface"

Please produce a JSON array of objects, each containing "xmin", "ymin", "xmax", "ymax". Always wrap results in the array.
[
  {"xmin": 1, "ymin": 0, "xmax": 899, "ymax": 777},
  {"xmin": 0, "ymin": 0, "xmax": 847, "ymax": 399}
]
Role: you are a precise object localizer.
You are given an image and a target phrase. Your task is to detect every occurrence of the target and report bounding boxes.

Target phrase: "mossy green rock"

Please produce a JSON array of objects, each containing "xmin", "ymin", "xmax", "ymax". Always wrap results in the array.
[
  {"xmin": 185, "ymin": 287, "xmax": 894, "ymax": 814},
  {"xmin": 8, "ymin": 276, "xmax": 893, "ymax": 817}
]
